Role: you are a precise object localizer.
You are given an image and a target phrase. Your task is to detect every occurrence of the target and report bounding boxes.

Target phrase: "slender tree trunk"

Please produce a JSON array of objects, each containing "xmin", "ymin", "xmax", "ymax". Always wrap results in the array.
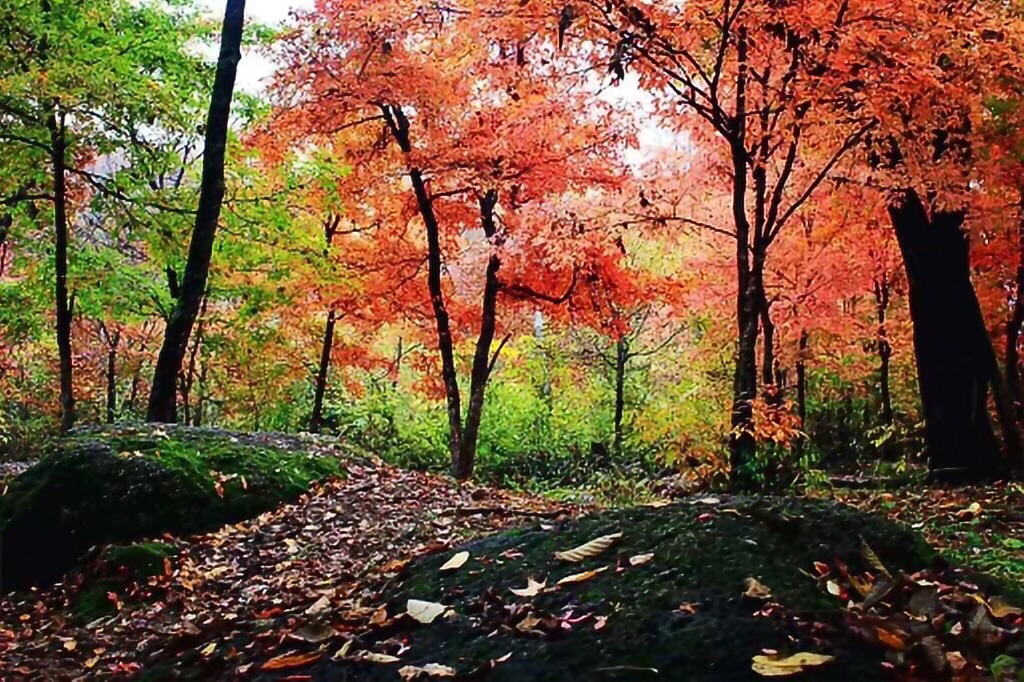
[
  {"xmin": 455, "ymin": 190, "xmax": 503, "ymax": 480},
  {"xmin": 105, "ymin": 331, "xmax": 120, "ymax": 424},
  {"xmin": 794, "ymin": 330, "xmax": 808, "ymax": 459},
  {"xmin": 147, "ymin": 0, "xmax": 245, "ymax": 422},
  {"xmin": 383, "ymin": 104, "xmax": 464, "ymax": 468},
  {"xmin": 613, "ymin": 337, "xmax": 628, "ymax": 456},
  {"xmin": 309, "ymin": 309, "xmax": 337, "ymax": 434},
  {"xmin": 47, "ymin": 111, "xmax": 75, "ymax": 433},
  {"xmin": 1007, "ymin": 189, "xmax": 1024, "ymax": 422},
  {"xmin": 193, "ymin": 360, "xmax": 206, "ymax": 427},
  {"xmin": 873, "ymin": 274, "xmax": 894, "ymax": 426},
  {"xmin": 889, "ymin": 189, "xmax": 1003, "ymax": 482}
]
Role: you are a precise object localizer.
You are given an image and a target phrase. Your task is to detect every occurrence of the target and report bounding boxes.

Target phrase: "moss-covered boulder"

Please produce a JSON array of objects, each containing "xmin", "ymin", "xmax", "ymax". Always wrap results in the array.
[
  {"xmin": 0, "ymin": 429, "xmax": 341, "ymax": 592},
  {"xmin": 332, "ymin": 498, "xmax": 949, "ymax": 681}
]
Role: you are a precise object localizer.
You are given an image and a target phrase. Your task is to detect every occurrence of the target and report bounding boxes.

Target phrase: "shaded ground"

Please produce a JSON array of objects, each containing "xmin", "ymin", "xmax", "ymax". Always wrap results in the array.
[
  {"xmin": 2, "ymin": 431, "xmax": 1023, "ymax": 681},
  {"xmin": 0, "ymin": 450, "xmax": 581, "ymax": 679}
]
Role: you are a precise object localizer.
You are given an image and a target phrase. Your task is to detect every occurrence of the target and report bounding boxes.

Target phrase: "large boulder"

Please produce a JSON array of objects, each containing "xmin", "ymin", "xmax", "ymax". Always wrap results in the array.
[
  {"xmin": 0, "ymin": 430, "xmax": 340, "ymax": 592},
  {"xmin": 315, "ymin": 498, "xmax": 975, "ymax": 681}
]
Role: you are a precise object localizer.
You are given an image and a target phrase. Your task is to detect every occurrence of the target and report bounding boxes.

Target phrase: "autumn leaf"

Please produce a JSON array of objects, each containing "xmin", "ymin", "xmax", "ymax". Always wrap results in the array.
[
  {"xmin": 743, "ymin": 577, "xmax": 772, "ymax": 600},
  {"xmin": 860, "ymin": 539, "xmax": 891, "ymax": 578},
  {"xmin": 439, "ymin": 551, "xmax": 469, "ymax": 572},
  {"xmin": 554, "ymin": 532, "xmax": 622, "ymax": 562},
  {"xmin": 510, "ymin": 577, "xmax": 547, "ymax": 597},
  {"xmin": 406, "ymin": 599, "xmax": 447, "ymax": 624},
  {"xmin": 399, "ymin": 663, "xmax": 457, "ymax": 679},
  {"xmin": 261, "ymin": 651, "xmax": 322, "ymax": 671},
  {"xmin": 751, "ymin": 652, "xmax": 835, "ymax": 677},
  {"xmin": 628, "ymin": 553, "xmax": 654, "ymax": 566},
  {"xmin": 556, "ymin": 566, "xmax": 608, "ymax": 585}
]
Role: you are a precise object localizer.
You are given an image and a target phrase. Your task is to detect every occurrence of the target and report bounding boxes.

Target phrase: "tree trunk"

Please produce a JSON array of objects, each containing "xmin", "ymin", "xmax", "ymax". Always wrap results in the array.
[
  {"xmin": 105, "ymin": 331, "xmax": 120, "ymax": 424},
  {"xmin": 147, "ymin": 0, "xmax": 245, "ymax": 423},
  {"xmin": 454, "ymin": 190, "xmax": 502, "ymax": 481},
  {"xmin": 383, "ymin": 104, "xmax": 464, "ymax": 470},
  {"xmin": 309, "ymin": 309, "xmax": 337, "ymax": 434},
  {"xmin": 1007, "ymin": 189, "xmax": 1024, "ymax": 422},
  {"xmin": 613, "ymin": 337, "xmax": 628, "ymax": 456},
  {"xmin": 794, "ymin": 330, "xmax": 808, "ymax": 459},
  {"xmin": 888, "ymin": 189, "xmax": 1002, "ymax": 482},
  {"xmin": 193, "ymin": 360, "xmax": 206, "ymax": 427},
  {"xmin": 873, "ymin": 273, "xmax": 894, "ymax": 426},
  {"xmin": 48, "ymin": 111, "xmax": 75, "ymax": 433}
]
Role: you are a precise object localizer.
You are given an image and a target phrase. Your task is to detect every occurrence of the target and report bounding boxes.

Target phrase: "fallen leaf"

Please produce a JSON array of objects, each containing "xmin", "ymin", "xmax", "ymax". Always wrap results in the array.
[
  {"xmin": 359, "ymin": 652, "xmax": 402, "ymax": 664},
  {"xmin": 200, "ymin": 642, "xmax": 216, "ymax": 656},
  {"xmin": 946, "ymin": 651, "xmax": 967, "ymax": 671},
  {"xmin": 510, "ymin": 577, "xmax": 547, "ymax": 597},
  {"xmin": 594, "ymin": 615, "xmax": 608, "ymax": 630},
  {"xmin": 516, "ymin": 613, "xmax": 542, "ymax": 633},
  {"xmin": 262, "ymin": 651, "xmax": 322, "ymax": 671},
  {"xmin": 957, "ymin": 502, "xmax": 982, "ymax": 517},
  {"xmin": 860, "ymin": 540, "xmax": 891, "ymax": 578},
  {"xmin": 697, "ymin": 497, "xmax": 720, "ymax": 504},
  {"xmin": 305, "ymin": 595, "xmax": 331, "ymax": 616},
  {"xmin": 676, "ymin": 602, "xmax": 699, "ymax": 614},
  {"xmin": 751, "ymin": 652, "xmax": 835, "ymax": 677},
  {"xmin": 876, "ymin": 627, "xmax": 907, "ymax": 650},
  {"xmin": 557, "ymin": 567, "xmax": 608, "ymax": 585},
  {"xmin": 406, "ymin": 599, "xmax": 447, "ymax": 624},
  {"xmin": 399, "ymin": 663, "xmax": 457, "ymax": 679},
  {"xmin": 628, "ymin": 553, "xmax": 654, "ymax": 566},
  {"xmin": 289, "ymin": 623, "xmax": 337, "ymax": 643},
  {"xmin": 743, "ymin": 577, "xmax": 772, "ymax": 600},
  {"xmin": 439, "ymin": 551, "xmax": 470, "ymax": 572},
  {"xmin": 826, "ymin": 580, "xmax": 841, "ymax": 596},
  {"xmin": 986, "ymin": 596, "xmax": 1022, "ymax": 619},
  {"xmin": 554, "ymin": 532, "xmax": 622, "ymax": 562}
]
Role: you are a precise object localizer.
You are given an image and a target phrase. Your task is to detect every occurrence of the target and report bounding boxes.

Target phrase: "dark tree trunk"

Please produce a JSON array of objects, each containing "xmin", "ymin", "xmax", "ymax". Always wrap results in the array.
[
  {"xmin": 383, "ymin": 104, "xmax": 465, "ymax": 474},
  {"xmin": 309, "ymin": 310, "xmax": 337, "ymax": 434},
  {"xmin": 1008, "ymin": 189, "xmax": 1024, "ymax": 422},
  {"xmin": 147, "ymin": 0, "xmax": 245, "ymax": 423},
  {"xmin": 873, "ymin": 273, "xmax": 894, "ymax": 426},
  {"xmin": 193, "ymin": 360, "xmax": 206, "ymax": 427},
  {"xmin": 613, "ymin": 337, "xmax": 628, "ymax": 456},
  {"xmin": 48, "ymin": 112, "xmax": 75, "ymax": 433},
  {"xmin": 105, "ymin": 330, "xmax": 120, "ymax": 424},
  {"xmin": 454, "ymin": 190, "xmax": 503, "ymax": 481},
  {"xmin": 794, "ymin": 330, "xmax": 808, "ymax": 459},
  {"xmin": 888, "ymin": 189, "xmax": 1004, "ymax": 482}
]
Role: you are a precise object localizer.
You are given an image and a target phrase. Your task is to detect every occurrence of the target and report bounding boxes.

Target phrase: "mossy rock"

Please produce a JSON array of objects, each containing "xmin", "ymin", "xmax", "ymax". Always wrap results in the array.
[
  {"xmin": 0, "ymin": 429, "xmax": 340, "ymax": 592},
  {"xmin": 323, "ymin": 498, "xmax": 953, "ymax": 681}
]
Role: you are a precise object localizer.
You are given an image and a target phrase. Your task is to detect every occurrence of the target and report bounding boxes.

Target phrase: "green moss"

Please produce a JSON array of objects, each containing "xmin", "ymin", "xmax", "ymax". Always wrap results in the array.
[
  {"xmin": 74, "ymin": 580, "xmax": 120, "ymax": 620},
  {"xmin": 101, "ymin": 542, "xmax": 178, "ymax": 580},
  {"xmin": 1, "ymin": 428, "xmax": 342, "ymax": 591},
  {"xmin": 327, "ymin": 498, "xmax": 979, "ymax": 682}
]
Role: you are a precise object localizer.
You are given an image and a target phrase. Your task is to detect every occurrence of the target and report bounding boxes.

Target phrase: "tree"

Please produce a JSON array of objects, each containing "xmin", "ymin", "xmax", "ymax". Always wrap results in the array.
[
  {"xmin": 265, "ymin": 0, "xmax": 631, "ymax": 479},
  {"xmin": 148, "ymin": 0, "xmax": 246, "ymax": 422},
  {"xmin": 0, "ymin": 0, "xmax": 211, "ymax": 431}
]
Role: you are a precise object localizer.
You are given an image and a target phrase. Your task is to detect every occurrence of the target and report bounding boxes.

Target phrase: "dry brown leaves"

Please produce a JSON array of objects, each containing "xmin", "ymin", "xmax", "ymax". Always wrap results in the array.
[{"xmin": 0, "ymin": 459, "xmax": 583, "ymax": 678}]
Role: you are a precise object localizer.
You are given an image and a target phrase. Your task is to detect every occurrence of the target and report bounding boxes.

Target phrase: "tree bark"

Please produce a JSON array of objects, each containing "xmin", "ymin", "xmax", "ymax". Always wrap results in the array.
[
  {"xmin": 47, "ymin": 111, "xmax": 75, "ymax": 433},
  {"xmin": 873, "ymin": 273, "xmax": 894, "ymax": 426},
  {"xmin": 794, "ymin": 330, "xmax": 809, "ymax": 459},
  {"xmin": 105, "ymin": 330, "xmax": 120, "ymax": 424},
  {"xmin": 1007, "ymin": 189, "xmax": 1024, "ymax": 422},
  {"xmin": 309, "ymin": 309, "xmax": 337, "ymax": 434},
  {"xmin": 454, "ymin": 190, "xmax": 503, "ymax": 480},
  {"xmin": 383, "ymin": 104, "xmax": 465, "ymax": 472},
  {"xmin": 147, "ymin": 0, "xmax": 245, "ymax": 422},
  {"xmin": 613, "ymin": 337, "xmax": 628, "ymax": 456},
  {"xmin": 888, "ymin": 189, "xmax": 1003, "ymax": 482}
]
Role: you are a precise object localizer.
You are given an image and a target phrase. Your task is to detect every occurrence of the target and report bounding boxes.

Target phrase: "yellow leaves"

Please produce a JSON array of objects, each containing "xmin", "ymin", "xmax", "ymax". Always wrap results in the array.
[
  {"xmin": 553, "ymin": 532, "xmax": 622, "ymax": 562},
  {"xmin": 556, "ymin": 566, "xmax": 608, "ymax": 585},
  {"xmin": 399, "ymin": 663, "xmax": 457, "ymax": 678},
  {"xmin": 751, "ymin": 652, "xmax": 835, "ymax": 677},
  {"xmin": 406, "ymin": 599, "xmax": 447, "ymax": 624},
  {"xmin": 510, "ymin": 577, "xmax": 547, "ymax": 597},
  {"xmin": 743, "ymin": 577, "xmax": 772, "ymax": 600},
  {"xmin": 439, "ymin": 551, "xmax": 470, "ymax": 572}
]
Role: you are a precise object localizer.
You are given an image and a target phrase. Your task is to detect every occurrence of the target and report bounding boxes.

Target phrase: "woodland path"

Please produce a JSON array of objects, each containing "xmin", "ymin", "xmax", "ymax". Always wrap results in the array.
[{"xmin": 0, "ymin": 456, "xmax": 582, "ymax": 679}]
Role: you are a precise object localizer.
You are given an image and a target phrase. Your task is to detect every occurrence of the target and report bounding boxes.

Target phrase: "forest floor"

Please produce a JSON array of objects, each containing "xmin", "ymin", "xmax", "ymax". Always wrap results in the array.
[{"xmin": 1, "ymin": 436, "xmax": 1023, "ymax": 679}]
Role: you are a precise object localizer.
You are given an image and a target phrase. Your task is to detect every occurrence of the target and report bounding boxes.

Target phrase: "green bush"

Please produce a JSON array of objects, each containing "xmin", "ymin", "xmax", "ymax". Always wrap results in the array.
[{"xmin": 0, "ymin": 429, "xmax": 340, "ymax": 592}]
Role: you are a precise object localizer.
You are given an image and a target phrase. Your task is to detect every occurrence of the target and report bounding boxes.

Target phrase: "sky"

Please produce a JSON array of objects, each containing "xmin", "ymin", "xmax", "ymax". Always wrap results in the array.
[{"xmin": 199, "ymin": 0, "xmax": 313, "ymax": 92}]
